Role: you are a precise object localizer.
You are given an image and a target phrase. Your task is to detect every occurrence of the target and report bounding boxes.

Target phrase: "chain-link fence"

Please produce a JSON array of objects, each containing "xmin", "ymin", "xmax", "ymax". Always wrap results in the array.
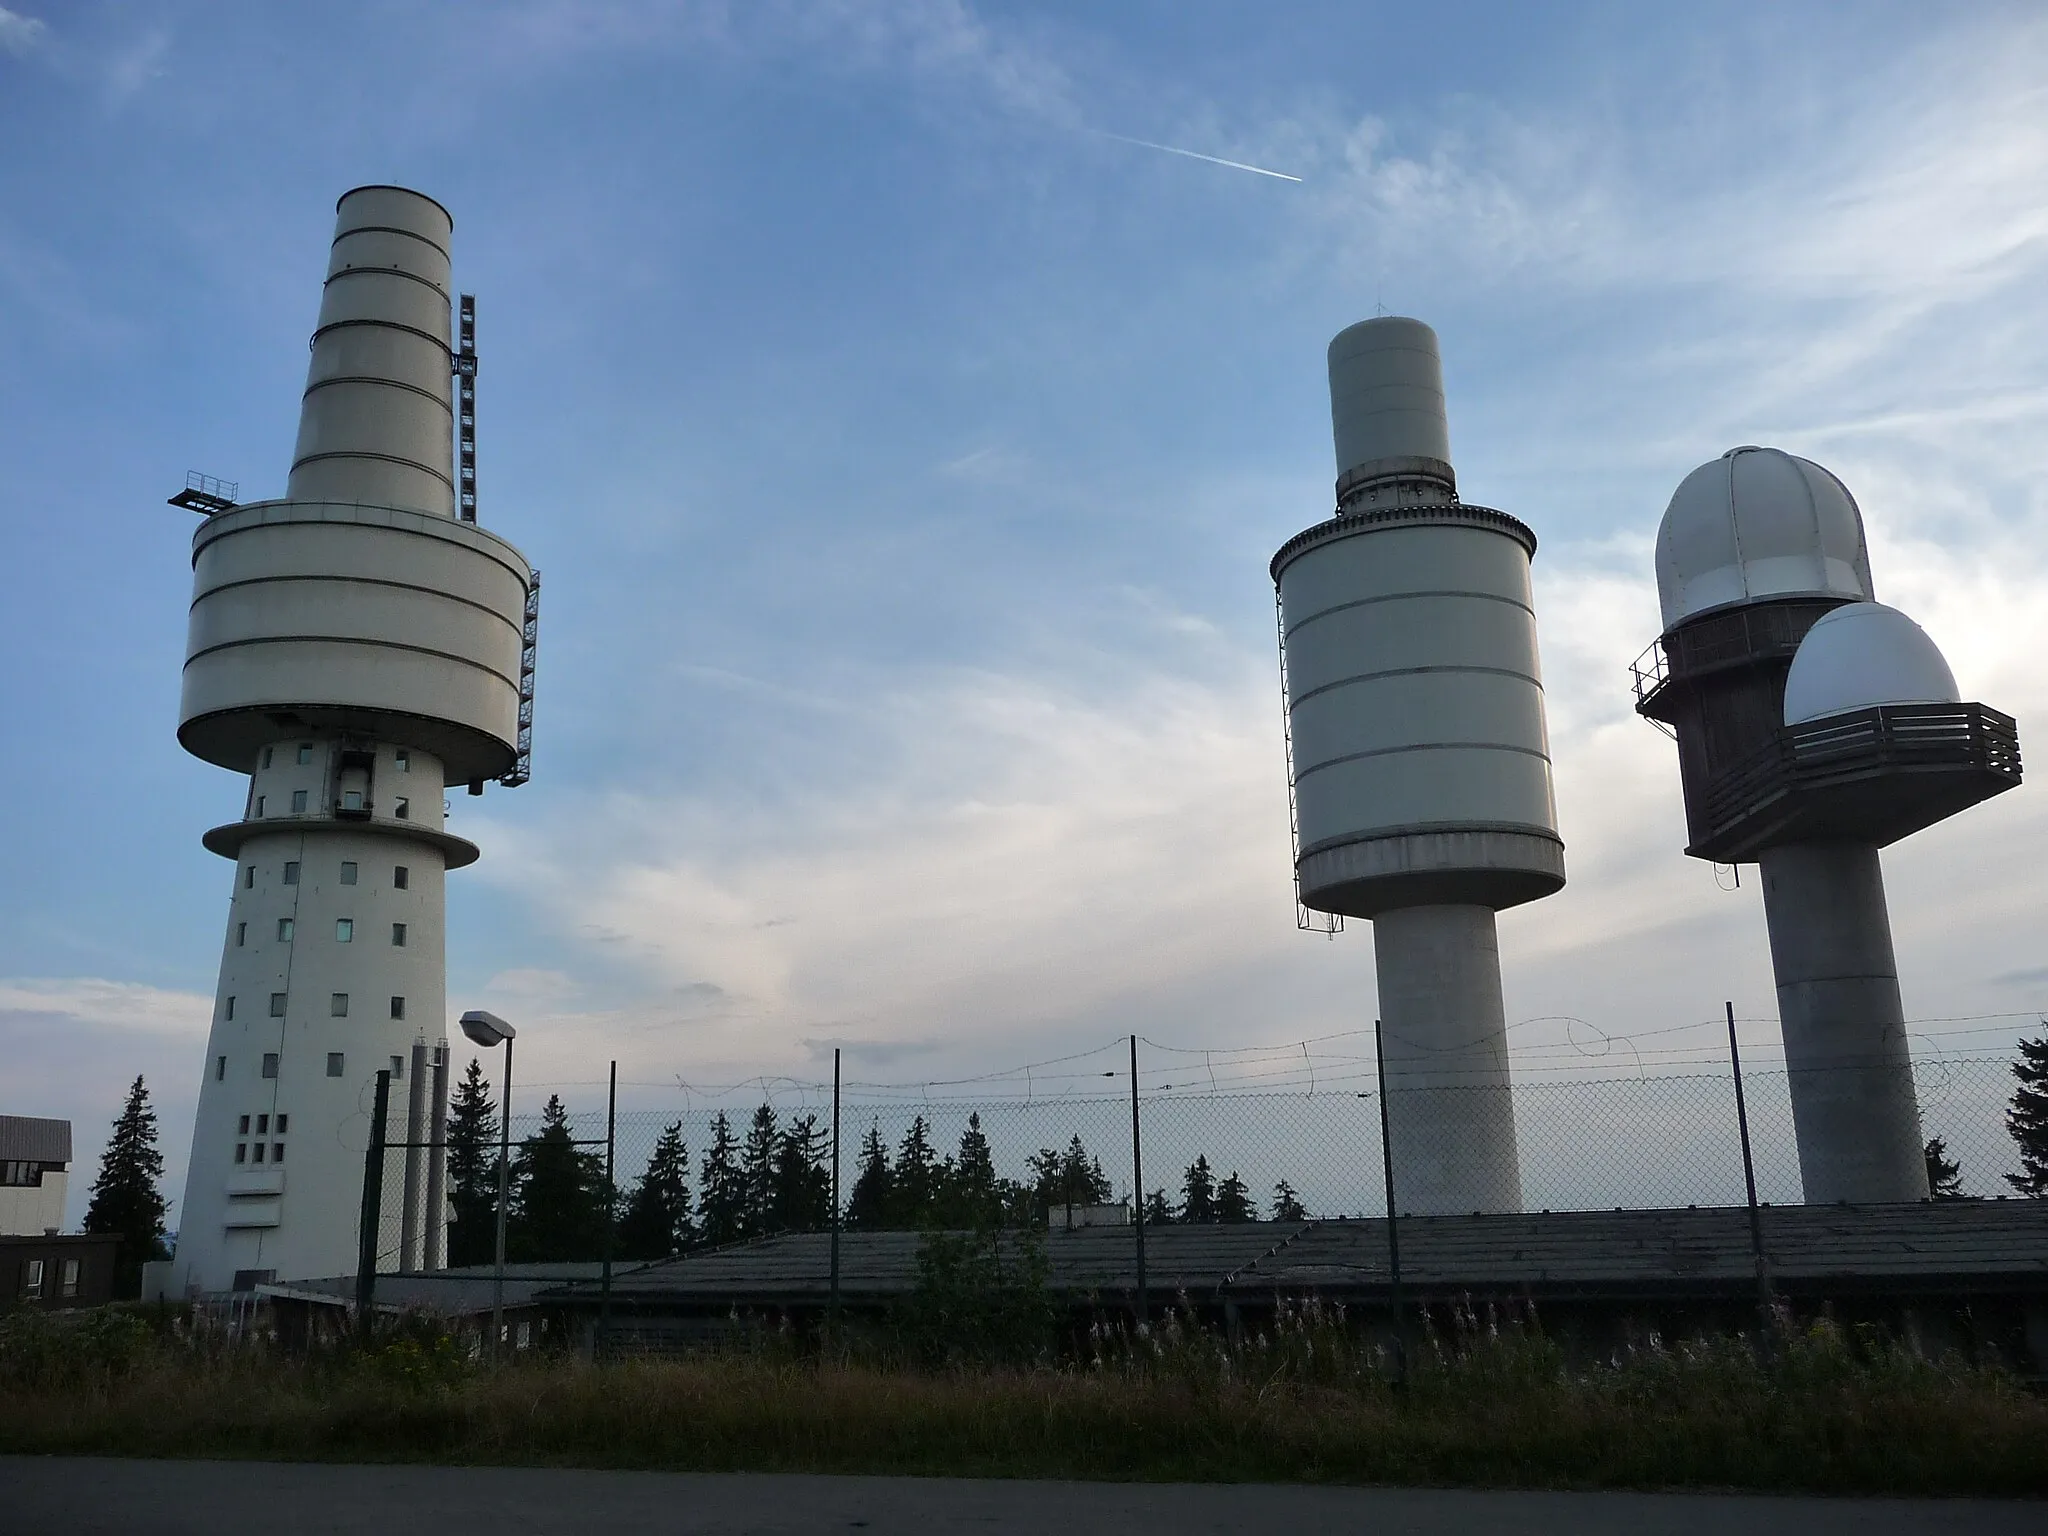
[{"xmin": 357, "ymin": 1048, "xmax": 2033, "ymax": 1280}]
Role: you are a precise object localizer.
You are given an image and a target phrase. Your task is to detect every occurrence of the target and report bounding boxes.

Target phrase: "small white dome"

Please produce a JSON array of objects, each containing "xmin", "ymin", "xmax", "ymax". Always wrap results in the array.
[
  {"xmin": 1654, "ymin": 446, "xmax": 1875, "ymax": 630},
  {"xmin": 1783, "ymin": 603, "xmax": 1960, "ymax": 726}
]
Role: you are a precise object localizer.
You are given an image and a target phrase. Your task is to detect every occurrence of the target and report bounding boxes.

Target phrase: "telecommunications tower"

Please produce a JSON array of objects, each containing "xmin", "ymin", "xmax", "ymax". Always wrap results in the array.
[
  {"xmin": 1273, "ymin": 318, "xmax": 1565, "ymax": 1216},
  {"xmin": 1634, "ymin": 447, "xmax": 2019, "ymax": 1203},
  {"xmin": 168, "ymin": 187, "xmax": 539, "ymax": 1294}
]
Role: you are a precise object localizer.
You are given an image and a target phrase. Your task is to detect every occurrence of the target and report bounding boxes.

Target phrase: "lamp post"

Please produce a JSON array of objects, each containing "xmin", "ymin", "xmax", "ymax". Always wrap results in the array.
[{"xmin": 460, "ymin": 1009, "xmax": 516, "ymax": 1358}]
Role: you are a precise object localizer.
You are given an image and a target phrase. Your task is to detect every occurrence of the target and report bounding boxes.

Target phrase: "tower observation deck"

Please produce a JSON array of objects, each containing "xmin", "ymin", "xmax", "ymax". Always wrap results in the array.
[{"xmin": 169, "ymin": 187, "xmax": 537, "ymax": 1296}]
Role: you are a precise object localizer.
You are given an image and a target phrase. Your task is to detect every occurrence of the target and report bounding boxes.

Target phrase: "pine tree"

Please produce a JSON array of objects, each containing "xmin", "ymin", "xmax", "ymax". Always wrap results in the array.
[
  {"xmin": 1142, "ymin": 1189, "xmax": 1176, "ymax": 1227},
  {"xmin": 697, "ymin": 1112, "xmax": 747, "ymax": 1246},
  {"xmin": 445, "ymin": 1058, "xmax": 501, "ymax": 1267},
  {"xmin": 1216, "ymin": 1169, "xmax": 1256, "ymax": 1223},
  {"xmin": 771, "ymin": 1113, "xmax": 832, "ymax": 1233},
  {"xmin": 844, "ymin": 1121, "xmax": 894, "ymax": 1228},
  {"xmin": 2006, "ymin": 1028, "xmax": 2048, "ymax": 1196},
  {"xmin": 616, "ymin": 1121, "xmax": 692, "ymax": 1260},
  {"xmin": 508, "ymin": 1094, "xmax": 607, "ymax": 1261},
  {"xmin": 1922, "ymin": 1137, "xmax": 1965, "ymax": 1200},
  {"xmin": 893, "ymin": 1116, "xmax": 940, "ymax": 1226},
  {"xmin": 83, "ymin": 1075, "xmax": 169, "ymax": 1297},
  {"xmin": 941, "ymin": 1113, "xmax": 1004, "ymax": 1230},
  {"xmin": 1270, "ymin": 1180, "xmax": 1308, "ymax": 1222},
  {"xmin": 1179, "ymin": 1155, "xmax": 1218, "ymax": 1224},
  {"xmin": 739, "ymin": 1104, "xmax": 780, "ymax": 1237}
]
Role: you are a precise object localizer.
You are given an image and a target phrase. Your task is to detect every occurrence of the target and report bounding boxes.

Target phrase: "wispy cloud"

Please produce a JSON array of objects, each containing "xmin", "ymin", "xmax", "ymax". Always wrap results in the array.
[{"xmin": 0, "ymin": 6, "xmax": 45, "ymax": 57}]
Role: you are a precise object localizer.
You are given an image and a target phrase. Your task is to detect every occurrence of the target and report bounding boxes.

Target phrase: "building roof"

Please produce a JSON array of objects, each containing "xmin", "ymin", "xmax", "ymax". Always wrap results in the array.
[
  {"xmin": 0, "ymin": 1116, "xmax": 71, "ymax": 1164},
  {"xmin": 540, "ymin": 1202, "xmax": 2048, "ymax": 1311},
  {"xmin": 260, "ymin": 1262, "xmax": 616, "ymax": 1317}
]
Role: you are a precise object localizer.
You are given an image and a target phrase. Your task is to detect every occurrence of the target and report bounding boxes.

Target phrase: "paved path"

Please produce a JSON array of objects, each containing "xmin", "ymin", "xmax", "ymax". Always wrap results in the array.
[{"xmin": 0, "ymin": 1457, "xmax": 2037, "ymax": 1534}]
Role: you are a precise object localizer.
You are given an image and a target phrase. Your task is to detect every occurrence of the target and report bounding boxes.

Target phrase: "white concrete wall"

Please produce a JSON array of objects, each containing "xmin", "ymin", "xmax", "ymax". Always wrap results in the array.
[
  {"xmin": 0, "ymin": 1169, "xmax": 67, "ymax": 1236},
  {"xmin": 173, "ymin": 741, "xmax": 450, "ymax": 1292}
]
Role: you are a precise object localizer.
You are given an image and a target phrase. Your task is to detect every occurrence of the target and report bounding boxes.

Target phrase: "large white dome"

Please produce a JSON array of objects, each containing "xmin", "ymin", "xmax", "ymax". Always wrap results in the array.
[
  {"xmin": 1783, "ymin": 603, "xmax": 1960, "ymax": 726},
  {"xmin": 1654, "ymin": 446, "xmax": 1875, "ymax": 630}
]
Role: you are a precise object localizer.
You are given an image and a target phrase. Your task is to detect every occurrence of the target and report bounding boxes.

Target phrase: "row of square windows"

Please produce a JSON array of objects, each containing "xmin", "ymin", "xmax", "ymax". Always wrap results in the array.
[
  {"xmin": 237, "ymin": 918, "xmax": 407, "ymax": 946},
  {"xmin": 252, "ymin": 791, "xmax": 412, "ymax": 818},
  {"xmin": 220, "ymin": 993, "xmax": 408, "ymax": 1023},
  {"xmin": 243, "ymin": 862, "xmax": 411, "ymax": 890},
  {"xmin": 263, "ymin": 744, "xmax": 413, "ymax": 771},
  {"xmin": 215, "ymin": 1050, "xmax": 413, "ymax": 1082}
]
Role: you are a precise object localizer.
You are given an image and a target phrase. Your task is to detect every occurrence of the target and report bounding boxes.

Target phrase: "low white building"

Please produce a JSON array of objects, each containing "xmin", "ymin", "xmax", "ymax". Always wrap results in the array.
[{"xmin": 0, "ymin": 1116, "xmax": 71, "ymax": 1236}]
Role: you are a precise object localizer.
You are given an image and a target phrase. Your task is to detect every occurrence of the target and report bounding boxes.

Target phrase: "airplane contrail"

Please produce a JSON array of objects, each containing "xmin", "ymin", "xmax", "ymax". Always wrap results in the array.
[{"xmin": 1093, "ymin": 130, "xmax": 1303, "ymax": 183}]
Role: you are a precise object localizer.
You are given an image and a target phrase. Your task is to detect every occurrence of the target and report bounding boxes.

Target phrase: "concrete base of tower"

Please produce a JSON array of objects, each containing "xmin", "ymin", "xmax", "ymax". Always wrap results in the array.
[
  {"xmin": 1372, "ymin": 903, "xmax": 1523, "ymax": 1215},
  {"xmin": 1758, "ymin": 841, "xmax": 1930, "ymax": 1204}
]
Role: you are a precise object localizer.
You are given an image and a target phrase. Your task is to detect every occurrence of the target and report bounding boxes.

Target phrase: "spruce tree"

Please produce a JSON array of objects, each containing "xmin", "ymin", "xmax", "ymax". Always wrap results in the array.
[
  {"xmin": 508, "ymin": 1094, "xmax": 606, "ymax": 1261},
  {"xmin": 1216, "ymin": 1169, "xmax": 1256, "ymax": 1223},
  {"xmin": 1179, "ymin": 1155, "xmax": 1218, "ymax": 1224},
  {"xmin": 616, "ymin": 1121, "xmax": 692, "ymax": 1260},
  {"xmin": 844, "ymin": 1121, "xmax": 894, "ymax": 1229},
  {"xmin": 2006, "ymin": 1027, "xmax": 2048, "ymax": 1196},
  {"xmin": 83, "ymin": 1075, "xmax": 169, "ymax": 1297},
  {"xmin": 445, "ymin": 1058, "xmax": 500, "ymax": 1267},
  {"xmin": 1141, "ymin": 1188, "xmax": 1176, "ymax": 1227},
  {"xmin": 696, "ymin": 1112, "xmax": 747, "ymax": 1246},
  {"xmin": 771, "ymin": 1113, "xmax": 831, "ymax": 1232},
  {"xmin": 943, "ymin": 1113, "xmax": 1004, "ymax": 1229},
  {"xmin": 1923, "ymin": 1137, "xmax": 1965, "ymax": 1200},
  {"xmin": 1270, "ymin": 1180, "xmax": 1308, "ymax": 1222},
  {"xmin": 739, "ymin": 1104, "xmax": 780, "ymax": 1237},
  {"xmin": 893, "ymin": 1116, "xmax": 940, "ymax": 1226}
]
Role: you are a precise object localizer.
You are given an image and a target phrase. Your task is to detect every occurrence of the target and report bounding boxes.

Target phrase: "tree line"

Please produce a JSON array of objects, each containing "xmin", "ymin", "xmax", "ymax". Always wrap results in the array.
[{"xmin": 444, "ymin": 1063, "xmax": 1319, "ymax": 1263}]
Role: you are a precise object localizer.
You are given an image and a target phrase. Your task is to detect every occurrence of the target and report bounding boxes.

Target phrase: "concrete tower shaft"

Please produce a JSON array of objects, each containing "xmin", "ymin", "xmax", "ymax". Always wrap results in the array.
[
  {"xmin": 1275, "ymin": 317, "xmax": 1566, "ymax": 1216},
  {"xmin": 171, "ymin": 186, "xmax": 535, "ymax": 1297}
]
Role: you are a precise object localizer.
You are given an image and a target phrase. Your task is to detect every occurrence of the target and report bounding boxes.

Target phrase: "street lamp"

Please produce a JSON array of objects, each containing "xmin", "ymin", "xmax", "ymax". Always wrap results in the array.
[{"xmin": 459, "ymin": 1009, "xmax": 516, "ymax": 1356}]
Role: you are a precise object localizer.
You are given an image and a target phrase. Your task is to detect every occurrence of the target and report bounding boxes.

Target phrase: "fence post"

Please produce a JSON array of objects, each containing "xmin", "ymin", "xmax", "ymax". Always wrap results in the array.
[
  {"xmin": 1129, "ymin": 1033, "xmax": 1148, "ymax": 1328},
  {"xmin": 356, "ymin": 1068, "xmax": 391, "ymax": 1340},
  {"xmin": 1373, "ymin": 1018, "xmax": 1406, "ymax": 1384},
  {"xmin": 830, "ymin": 1048, "xmax": 842, "ymax": 1335},
  {"xmin": 1726, "ymin": 1001, "xmax": 1774, "ymax": 1314},
  {"xmin": 599, "ymin": 1059, "xmax": 616, "ymax": 1362}
]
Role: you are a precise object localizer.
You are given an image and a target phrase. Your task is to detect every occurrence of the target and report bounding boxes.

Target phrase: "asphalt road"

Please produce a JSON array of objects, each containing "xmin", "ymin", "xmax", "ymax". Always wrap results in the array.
[{"xmin": 0, "ymin": 1458, "xmax": 2037, "ymax": 1534}]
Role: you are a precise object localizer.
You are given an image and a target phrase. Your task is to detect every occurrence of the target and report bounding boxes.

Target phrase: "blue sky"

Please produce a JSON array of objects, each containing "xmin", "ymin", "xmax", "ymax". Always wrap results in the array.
[{"xmin": 5, "ymin": 1, "xmax": 2047, "ymax": 1223}]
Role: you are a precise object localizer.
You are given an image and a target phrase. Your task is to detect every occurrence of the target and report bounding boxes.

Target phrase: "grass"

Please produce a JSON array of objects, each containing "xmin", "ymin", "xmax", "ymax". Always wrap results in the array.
[{"xmin": 1, "ymin": 1301, "xmax": 2044, "ymax": 1494}]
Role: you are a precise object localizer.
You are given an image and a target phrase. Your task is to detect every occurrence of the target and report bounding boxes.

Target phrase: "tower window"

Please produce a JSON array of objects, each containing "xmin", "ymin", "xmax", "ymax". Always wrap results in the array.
[
  {"xmin": 261, "ymin": 1053, "xmax": 279, "ymax": 1079},
  {"xmin": 243, "ymin": 866, "xmax": 255, "ymax": 890},
  {"xmin": 297, "ymin": 743, "xmax": 313, "ymax": 765},
  {"xmin": 331, "ymin": 993, "xmax": 349, "ymax": 1017},
  {"xmin": 390, "ymin": 996, "xmax": 405, "ymax": 1020},
  {"xmin": 251, "ymin": 1143, "xmax": 265, "ymax": 1163},
  {"xmin": 215, "ymin": 1055, "xmax": 226, "ymax": 1082},
  {"xmin": 390, "ymin": 1055, "xmax": 404, "ymax": 1079},
  {"xmin": 283, "ymin": 862, "xmax": 300, "ymax": 885},
  {"xmin": 238, "ymin": 1115, "xmax": 250, "ymax": 1134},
  {"xmin": 269, "ymin": 993, "xmax": 287, "ymax": 1017},
  {"xmin": 391, "ymin": 922, "xmax": 407, "ymax": 947},
  {"xmin": 395, "ymin": 749, "xmax": 410, "ymax": 772},
  {"xmin": 234, "ymin": 1143, "xmax": 246, "ymax": 1163},
  {"xmin": 277, "ymin": 918, "xmax": 294, "ymax": 942},
  {"xmin": 236, "ymin": 922, "xmax": 246, "ymax": 947},
  {"xmin": 254, "ymin": 795, "xmax": 266, "ymax": 817},
  {"xmin": 291, "ymin": 790, "xmax": 308, "ymax": 813},
  {"xmin": 342, "ymin": 790, "xmax": 363, "ymax": 811},
  {"xmin": 327, "ymin": 1052, "xmax": 344, "ymax": 1077},
  {"xmin": 272, "ymin": 1143, "xmax": 285, "ymax": 1163},
  {"xmin": 262, "ymin": 747, "xmax": 273, "ymax": 769},
  {"xmin": 335, "ymin": 918, "xmax": 354, "ymax": 943},
  {"xmin": 275, "ymin": 1114, "xmax": 287, "ymax": 1133},
  {"xmin": 393, "ymin": 797, "xmax": 410, "ymax": 820},
  {"xmin": 340, "ymin": 861, "xmax": 358, "ymax": 885},
  {"xmin": 224, "ymin": 996, "xmax": 236, "ymax": 1021},
  {"xmin": 393, "ymin": 865, "xmax": 409, "ymax": 890},
  {"xmin": 256, "ymin": 1114, "xmax": 268, "ymax": 1133}
]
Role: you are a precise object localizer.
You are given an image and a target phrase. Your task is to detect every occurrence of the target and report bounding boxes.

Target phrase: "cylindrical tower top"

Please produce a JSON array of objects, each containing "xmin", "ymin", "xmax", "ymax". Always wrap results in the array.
[
  {"xmin": 1327, "ymin": 317, "xmax": 1453, "ymax": 499},
  {"xmin": 286, "ymin": 185, "xmax": 456, "ymax": 517}
]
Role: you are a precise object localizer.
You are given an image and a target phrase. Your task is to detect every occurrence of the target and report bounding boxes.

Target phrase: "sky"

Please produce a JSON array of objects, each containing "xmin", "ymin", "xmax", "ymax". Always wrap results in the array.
[{"xmin": 4, "ymin": 1, "xmax": 2047, "ymax": 1227}]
